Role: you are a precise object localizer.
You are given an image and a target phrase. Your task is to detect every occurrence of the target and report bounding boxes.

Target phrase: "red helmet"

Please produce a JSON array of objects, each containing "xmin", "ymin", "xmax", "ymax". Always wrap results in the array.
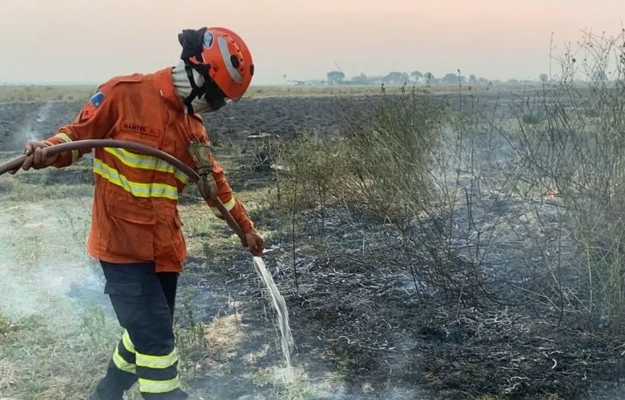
[{"xmin": 179, "ymin": 27, "xmax": 254, "ymax": 104}]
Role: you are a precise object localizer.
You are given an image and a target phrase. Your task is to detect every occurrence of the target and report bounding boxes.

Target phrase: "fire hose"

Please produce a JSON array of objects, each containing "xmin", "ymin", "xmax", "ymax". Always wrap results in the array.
[{"xmin": 0, "ymin": 139, "xmax": 246, "ymax": 246}]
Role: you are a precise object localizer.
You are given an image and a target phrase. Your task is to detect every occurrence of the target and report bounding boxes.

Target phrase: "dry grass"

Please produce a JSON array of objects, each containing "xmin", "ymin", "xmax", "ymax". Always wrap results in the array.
[
  {"xmin": 243, "ymin": 83, "xmax": 525, "ymax": 98},
  {"xmin": 0, "ymin": 359, "xmax": 17, "ymax": 392},
  {"xmin": 203, "ymin": 312, "xmax": 246, "ymax": 361},
  {"xmin": 250, "ymin": 366, "xmax": 328, "ymax": 400},
  {"xmin": 0, "ymin": 82, "xmax": 548, "ymax": 103},
  {"xmin": 0, "ymin": 85, "xmax": 97, "ymax": 103}
]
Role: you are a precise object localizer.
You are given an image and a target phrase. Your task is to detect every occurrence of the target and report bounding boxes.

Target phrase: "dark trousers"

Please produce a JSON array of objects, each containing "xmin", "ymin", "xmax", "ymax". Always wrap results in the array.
[{"xmin": 91, "ymin": 261, "xmax": 188, "ymax": 400}]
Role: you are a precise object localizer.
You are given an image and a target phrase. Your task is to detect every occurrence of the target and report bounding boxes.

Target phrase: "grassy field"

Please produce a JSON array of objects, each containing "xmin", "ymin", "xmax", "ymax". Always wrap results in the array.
[{"xmin": 0, "ymin": 81, "xmax": 547, "ymax": 103}]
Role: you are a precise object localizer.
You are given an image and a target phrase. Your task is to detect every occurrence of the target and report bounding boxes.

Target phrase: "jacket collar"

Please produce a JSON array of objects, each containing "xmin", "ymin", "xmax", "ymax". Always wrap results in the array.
[
  {"xmin": 154, "ymin": 67, "xmax": 187, "ymax": 113},
  {"xmin": 153, "ymin": 67, "xmax": 206, "ymax": 126}
]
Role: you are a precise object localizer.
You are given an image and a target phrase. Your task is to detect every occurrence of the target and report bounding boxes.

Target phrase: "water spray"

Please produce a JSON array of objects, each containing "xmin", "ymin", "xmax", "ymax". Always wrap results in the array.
[{"xmin": 0, "ymin": 139, "xmax": 295, "ymax": 369}]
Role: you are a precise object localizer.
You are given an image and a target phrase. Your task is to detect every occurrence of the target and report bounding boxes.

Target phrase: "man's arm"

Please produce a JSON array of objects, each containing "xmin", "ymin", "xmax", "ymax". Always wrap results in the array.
[
  {"xmin": 43, "ymin": 85, "xmax": 117, "ymax": 168},
  {"xmin": 188, "ymin": 129, "xmax": 255, "ymax": 234},
  {"xmin": 205, "ymin": 153, "xmax": 255, "ymax": 234}
]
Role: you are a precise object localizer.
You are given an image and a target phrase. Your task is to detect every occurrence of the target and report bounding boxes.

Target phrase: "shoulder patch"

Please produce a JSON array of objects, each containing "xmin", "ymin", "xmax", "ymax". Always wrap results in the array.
[
  {"xmin": 78, "ymin": 90, "xmax": 105, "ymax": 123},
  {"xmin": 89, "ymin": 91, "xmax": 105, "ymax": 108}
]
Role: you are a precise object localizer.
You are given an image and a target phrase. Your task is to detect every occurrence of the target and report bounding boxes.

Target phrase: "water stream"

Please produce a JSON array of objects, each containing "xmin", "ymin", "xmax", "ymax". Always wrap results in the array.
[{"xmin": 252, "ymin": 256, "xmax": 294, "ymax": 374}]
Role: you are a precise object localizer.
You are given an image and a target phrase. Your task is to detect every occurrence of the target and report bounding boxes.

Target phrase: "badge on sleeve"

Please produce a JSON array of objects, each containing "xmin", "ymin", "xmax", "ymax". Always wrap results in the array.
[{"xmin": 78, "ymin": 90, "xmax": 105, "ymax": 123}]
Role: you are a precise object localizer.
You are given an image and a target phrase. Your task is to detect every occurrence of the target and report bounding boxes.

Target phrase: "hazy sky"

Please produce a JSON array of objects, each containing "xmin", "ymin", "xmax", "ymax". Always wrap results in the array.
[{"xmin": 1, "ymin": 0, "xmax": 624, "ymax": 85}]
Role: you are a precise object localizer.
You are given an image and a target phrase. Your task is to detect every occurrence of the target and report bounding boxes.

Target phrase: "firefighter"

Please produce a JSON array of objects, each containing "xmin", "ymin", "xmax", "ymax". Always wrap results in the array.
[{"xmin": 11, "ymin": 27, "xmax": 264, "ymax": 399}]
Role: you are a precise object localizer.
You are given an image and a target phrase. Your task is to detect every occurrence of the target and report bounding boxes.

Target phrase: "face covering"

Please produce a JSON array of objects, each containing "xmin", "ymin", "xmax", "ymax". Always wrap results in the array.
[{"xmin": 172, "ymin": 60, "xmax": 214, "ymax": 114}]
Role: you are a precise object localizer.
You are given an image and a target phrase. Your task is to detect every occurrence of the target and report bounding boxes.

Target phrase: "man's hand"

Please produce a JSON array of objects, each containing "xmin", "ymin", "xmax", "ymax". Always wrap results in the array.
[
  {"xmin": 9, "ymin": 140, "xmax": 58, "ymax": 175},
  {"xmin": 244, "ymin": 230, "xmax": 265, "ymax": 257}
]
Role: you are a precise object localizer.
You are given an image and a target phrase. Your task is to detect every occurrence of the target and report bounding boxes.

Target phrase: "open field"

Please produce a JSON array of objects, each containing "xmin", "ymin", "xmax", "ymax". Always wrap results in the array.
[
  {"xmin": 3, "ymin": 63, "xmax": 625, "ymax": 400},
  {"xmin": 0, "ymin": 82, "xmax": 547, "ymax": 103}
]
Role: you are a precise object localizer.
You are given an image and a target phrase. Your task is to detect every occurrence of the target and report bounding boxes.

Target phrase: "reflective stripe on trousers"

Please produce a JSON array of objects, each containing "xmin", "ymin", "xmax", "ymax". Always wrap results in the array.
[
  {"xmin": 112, "ymin": 330, "xmax": 137, "ymax": 374},
  {"xmin": 94, "ymin": 261, "xmax": 187, "ymax": 400},
  {"xmin": 111, "ymin": 330, "xmax": 182, "ymax": 394}
]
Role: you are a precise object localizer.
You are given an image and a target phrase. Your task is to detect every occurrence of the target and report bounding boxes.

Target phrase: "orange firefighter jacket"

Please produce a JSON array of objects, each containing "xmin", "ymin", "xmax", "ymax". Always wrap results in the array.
[{"xmin": 42, "ymin": 67, "xmax": 255, "ymax": 273}]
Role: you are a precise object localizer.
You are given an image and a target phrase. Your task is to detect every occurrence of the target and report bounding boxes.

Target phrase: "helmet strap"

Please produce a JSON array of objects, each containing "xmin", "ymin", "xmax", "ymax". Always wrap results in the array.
[
  {"xmin": 182, "ymin": 63, "xmax": 206, "ymax": 114},
  {"xmin": 179, "ymin": 28, "xmax": 227, "ymax": 114}
]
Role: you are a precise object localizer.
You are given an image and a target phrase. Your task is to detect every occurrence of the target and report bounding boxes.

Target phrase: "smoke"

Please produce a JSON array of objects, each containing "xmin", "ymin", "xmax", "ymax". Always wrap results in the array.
[
  {"xmin": 0, "ymin": 203, "xmax": 109, "ymax": 324},
  {"xmin": 17, "ymin": 101, "xmax": 53, "ymax": 144}
]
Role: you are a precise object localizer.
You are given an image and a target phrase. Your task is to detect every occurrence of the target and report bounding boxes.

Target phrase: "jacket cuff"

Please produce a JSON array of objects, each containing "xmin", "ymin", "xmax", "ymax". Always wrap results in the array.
[
  {"xmin": 43, "ymin": 132, "xmax": 79, "ymax": 167},
  {"xmin": 230, "ymin": 200, "xmax": 255, "ymax": 234},
  {"xmin": 208, "ymin": 197, "xmax": 255, "ymax": 233},
  {"xmin": 238, "ymin": 217, "xmax": 255, "ymax": 234}
]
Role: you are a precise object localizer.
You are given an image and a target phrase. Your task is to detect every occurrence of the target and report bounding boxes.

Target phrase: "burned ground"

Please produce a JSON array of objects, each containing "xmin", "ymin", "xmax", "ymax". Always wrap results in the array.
[
  {"xmin": 0, "ymin": 88, "xmax": 515, "ymax": 152},
  {"xmin": 0, "ymin": 96, "xmax": 376, "ymax": 152},
  {"xmin": 1, "ymin": 91, "xmax": 625, "ymax": 400}
]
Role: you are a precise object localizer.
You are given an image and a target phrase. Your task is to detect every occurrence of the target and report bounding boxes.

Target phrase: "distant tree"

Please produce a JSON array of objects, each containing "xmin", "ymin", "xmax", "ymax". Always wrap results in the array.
[
  {"xmin": 468, "ymin": 74, "xmax": 477, "ymax": 83},
  {"xmin": 351, "ymin": 73, "xmax": 369, "ymax": 85},
  {"xmin": 424, "ymin": 72, "xmax": 436, "ymax": 84},
  {"xmin": 383, "ymin": 72, "xmax": 409, "ymax": 85},
  {"xmin": 539, "ymin": 73, "xmax": 549, "ymax": 83},
  {"xmin": 411, "ymin": 71, "xmax": 423, "ymax": 82},
  {"xmin": 442, "ymin": 73, "xmax": 459, "ymax": 84},
  {"xmin": 326, "ymin": 71, "xmax": 345, "ymax": 84}
]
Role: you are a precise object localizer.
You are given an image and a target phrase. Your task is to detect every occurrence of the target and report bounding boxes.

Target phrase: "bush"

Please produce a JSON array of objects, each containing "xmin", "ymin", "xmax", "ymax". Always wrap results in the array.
[
  {"xmin": 275, "ymin": 89, "xmax": 450, "ymax": 225},
  {"xmin": 503, "ymin": 29, "xmax": 625, "ymax": 329},
  {"xmin": 273, "ymin": 89, "xmax": 500, "ymax": 303},
  {"xmin": 338, "ymin": 89, "xmax": 450, "ymax": 226}
]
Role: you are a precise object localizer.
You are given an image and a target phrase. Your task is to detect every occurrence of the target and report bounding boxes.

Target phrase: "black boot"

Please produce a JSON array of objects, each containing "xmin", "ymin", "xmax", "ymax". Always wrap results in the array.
[{"xmin": 88, "ymin": 359, "xmax": 137, "ymax": 400}]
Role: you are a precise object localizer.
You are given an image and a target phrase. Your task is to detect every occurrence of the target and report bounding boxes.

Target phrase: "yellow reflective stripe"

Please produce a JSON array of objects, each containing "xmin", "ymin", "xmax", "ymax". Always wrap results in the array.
[
  {"xmin": 113, "ymin": 346, "xmax": 136, "ymax": 374},
  {"xmin": 104, "ymin": 147, "xmax": 189, "ymax": 184},
  {"xmin": 122, "ymin": 330, "xmax": 135, "ymax": 354},
  {"xmin": 139, "ymin": 376, "xmax": 180, "ymax": 394},
  {"xmin": 55, "ymin": 132, "xmax": 73, "ymax": 143},
  {"xmin": 93, "ymin": 158, "xmax": 179, "ymax": 200},
  {"xmin": 212, "ymin": 197, "xmax": 236, "ymax": 216},
  {"xmin": 54, "ymin": 132, "xmax": 80, "ymax": 162},
  {"xmin": 136, "ymin": 348, "xmax": 178, "ymax": 369}
]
